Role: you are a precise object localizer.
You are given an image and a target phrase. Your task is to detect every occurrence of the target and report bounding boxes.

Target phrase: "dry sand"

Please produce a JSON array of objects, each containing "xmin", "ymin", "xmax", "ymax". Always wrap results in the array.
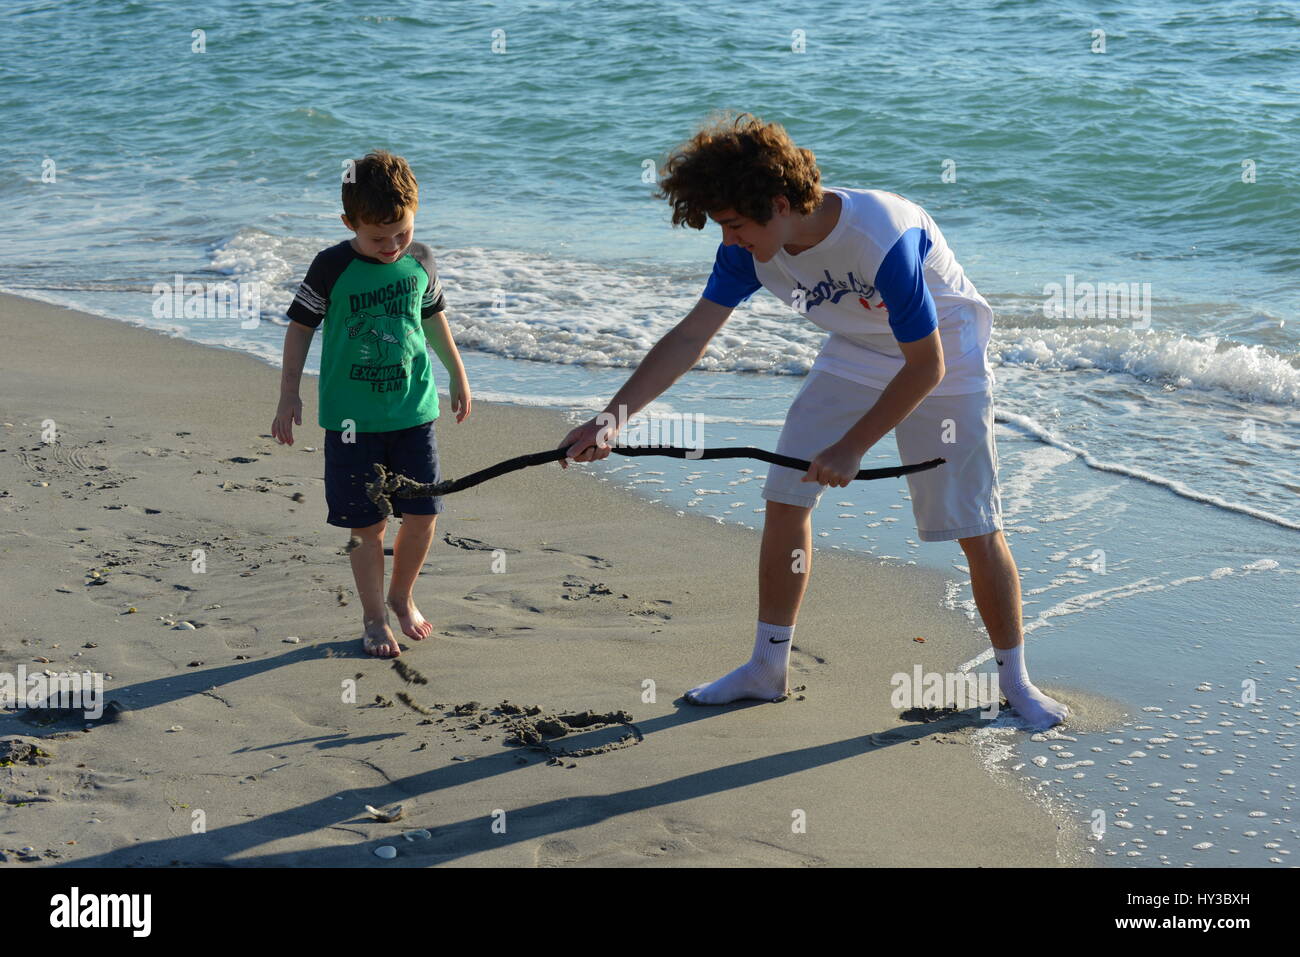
[{"xmin": 0, "ymin": 292, "xmax": 1092, "ymax": 866}]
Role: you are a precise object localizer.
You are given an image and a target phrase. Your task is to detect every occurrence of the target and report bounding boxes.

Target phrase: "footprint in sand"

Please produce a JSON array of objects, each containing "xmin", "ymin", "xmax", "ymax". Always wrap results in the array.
[
  {"xmin": 440, "ymin": 623, "xmax": 536, "ymax": 639},
  {"xmin": 539, "ymin": 546, "xmax": 613, "ymax": 569},
  {"xmin": 788, "ymin": 644, "xmax": 827, "ymax": 675},
  {"xmin": 581, "ymin": 820, "xmax": 828, "ymax": 867},
  {"xmin": 560, "ymin": 576, "xmax": 621, "ymax": 601},
  {"xmin": 634, "ymin": 837, "xmax": 697, "ymax": 858},
  {"xmin": 629, "ymin": 599, "xmax": 673, "ymax": 621},
  {"xmin": 559, "ymin": 577, "xmax": 674, "ymax": 621},
  {"xmin": 444, "ymin": 533, "xmax": 519, "ymax": 554},
  {"xmin": 461, "ymin": 590, "xmax": 545, "ymax": 615},
  {"xmin": 534, "ymin": 838, "xmax": 582, "ymax": 867}
]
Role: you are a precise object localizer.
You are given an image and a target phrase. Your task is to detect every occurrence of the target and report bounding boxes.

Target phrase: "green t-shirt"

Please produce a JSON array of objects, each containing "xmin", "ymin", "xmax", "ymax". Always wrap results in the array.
[{"xmin": 286, "ymin": 240, "xmax": 446, "ymax": 431}]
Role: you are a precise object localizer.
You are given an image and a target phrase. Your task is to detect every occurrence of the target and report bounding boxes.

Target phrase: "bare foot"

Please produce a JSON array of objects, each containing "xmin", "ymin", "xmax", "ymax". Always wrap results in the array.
[
  {"xmin": 386, "ymin": 595, "xmax": 432, "ymax": 641},
  {"xmin": 363, "ymin": 618, "xmax": 402, "ymax": 658}
]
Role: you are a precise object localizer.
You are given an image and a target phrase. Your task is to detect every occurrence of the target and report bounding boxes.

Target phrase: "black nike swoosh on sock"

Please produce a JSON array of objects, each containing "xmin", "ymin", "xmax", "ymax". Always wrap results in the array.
[{"xmin": 768, "ymin": 637, "xmax": 791, "ymax": 644}]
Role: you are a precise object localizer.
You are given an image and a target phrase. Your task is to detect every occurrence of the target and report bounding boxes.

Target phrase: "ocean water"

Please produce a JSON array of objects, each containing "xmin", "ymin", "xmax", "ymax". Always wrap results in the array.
[{"xmin": 1, "ymin": 0, "xmax": 1296, "ymax": 866}]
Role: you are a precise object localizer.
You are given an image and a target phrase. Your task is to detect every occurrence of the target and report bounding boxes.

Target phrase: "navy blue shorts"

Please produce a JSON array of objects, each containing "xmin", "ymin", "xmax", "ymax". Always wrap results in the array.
[{"xmin": 324, "ymin": 419, "xmax": 445, "ymax": 529}]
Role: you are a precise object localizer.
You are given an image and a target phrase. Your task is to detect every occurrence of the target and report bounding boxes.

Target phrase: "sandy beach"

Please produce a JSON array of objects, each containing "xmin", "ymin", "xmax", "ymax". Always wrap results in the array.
[{"xmin": 0, "ymin": 292, "xmax": 1096, "ymax": 867}]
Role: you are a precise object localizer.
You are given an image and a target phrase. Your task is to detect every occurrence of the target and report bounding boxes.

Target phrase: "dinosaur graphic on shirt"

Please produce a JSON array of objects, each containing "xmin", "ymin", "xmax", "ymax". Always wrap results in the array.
[{"xmin": 346, "ymin": 303, "xmax": 418, "ymax": 369}]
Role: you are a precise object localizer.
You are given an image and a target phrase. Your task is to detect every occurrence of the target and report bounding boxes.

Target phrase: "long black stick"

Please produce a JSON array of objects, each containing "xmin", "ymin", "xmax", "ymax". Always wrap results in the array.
[{"xmin": 366, "ymin": 446, "xmax": 944, "ymax": 517}]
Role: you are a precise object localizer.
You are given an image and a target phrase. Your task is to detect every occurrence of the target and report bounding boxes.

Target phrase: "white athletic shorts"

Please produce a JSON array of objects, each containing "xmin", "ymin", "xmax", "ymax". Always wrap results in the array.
[{"xmin": 760, "ymin": 370, "xmax": 1003, "ymax": 542}]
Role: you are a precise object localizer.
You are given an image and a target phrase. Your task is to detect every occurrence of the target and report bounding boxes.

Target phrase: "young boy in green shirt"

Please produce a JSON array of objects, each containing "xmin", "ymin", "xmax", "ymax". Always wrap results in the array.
[{"xmin": 272, "ymin": 150, "xmax": 471, "ymax": 658}]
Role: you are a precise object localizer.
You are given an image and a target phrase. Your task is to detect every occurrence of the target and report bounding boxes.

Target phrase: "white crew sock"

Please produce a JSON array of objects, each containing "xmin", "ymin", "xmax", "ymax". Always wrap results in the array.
[
  {"xmin": 685, "ymin": 621, "xmax": 793, "ymax": 705},
  {"xmin": 995, "ymin": 643, "xmax": 1069, "ymax": 730}
]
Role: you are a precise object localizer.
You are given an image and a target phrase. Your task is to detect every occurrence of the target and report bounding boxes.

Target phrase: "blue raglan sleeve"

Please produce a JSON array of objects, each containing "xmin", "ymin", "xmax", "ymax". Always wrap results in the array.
[
  {"xmin": 874, "ymin": 228, "xmax": 938, "ymax": 343},
  {"xmin": 701, "ymin": 242, "xmax": 763, "ymax": 308}
]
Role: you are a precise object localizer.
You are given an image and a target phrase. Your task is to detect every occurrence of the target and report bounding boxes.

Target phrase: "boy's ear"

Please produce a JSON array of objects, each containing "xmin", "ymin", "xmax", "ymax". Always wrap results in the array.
[{"xmin": 340, "ymin": 213, "xmax": 354, "ymax": 232}]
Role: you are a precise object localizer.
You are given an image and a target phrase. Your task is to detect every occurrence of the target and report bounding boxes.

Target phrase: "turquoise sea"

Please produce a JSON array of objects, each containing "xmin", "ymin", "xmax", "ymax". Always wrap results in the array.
[{"xmin": 1, "ymin": 0, "xmax": 1296, "ymax": 866}]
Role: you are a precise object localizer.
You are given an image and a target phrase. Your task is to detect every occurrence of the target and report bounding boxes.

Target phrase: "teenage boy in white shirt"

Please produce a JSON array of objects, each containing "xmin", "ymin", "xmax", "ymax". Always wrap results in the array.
[{"xmin": 560, "ymin": 114, "xmax": 1067, "ymax": 730}]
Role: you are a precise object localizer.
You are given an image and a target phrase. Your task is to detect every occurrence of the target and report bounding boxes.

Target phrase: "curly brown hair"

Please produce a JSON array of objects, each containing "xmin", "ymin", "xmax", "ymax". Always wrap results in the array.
[
  {"xmin": 342, "ymin": 149, "xmax": 419, "ymax": 226},
  {"xmin": 656, "ymin": 112, "xmax": 822, "ymax": 229}
]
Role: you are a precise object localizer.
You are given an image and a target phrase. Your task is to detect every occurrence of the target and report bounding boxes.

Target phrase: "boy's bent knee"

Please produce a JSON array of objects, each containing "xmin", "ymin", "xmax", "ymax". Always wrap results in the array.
[{"xmin": 958, "ymin": 529, "xmax": 1003, "ymax": 554}]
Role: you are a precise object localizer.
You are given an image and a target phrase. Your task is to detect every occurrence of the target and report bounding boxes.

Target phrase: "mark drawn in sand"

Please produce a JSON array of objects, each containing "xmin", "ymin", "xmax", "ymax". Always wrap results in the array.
[
  {"xmin": 384, "ymin": 664, "xmax": 644, "ymax": 765},
  {"xmin": 501, "ymin": 705, "xmax": 643, "ymax": 759},
  {"xmin": 443, "ymin": 533, "xmax": 519, "ymax": 554}
]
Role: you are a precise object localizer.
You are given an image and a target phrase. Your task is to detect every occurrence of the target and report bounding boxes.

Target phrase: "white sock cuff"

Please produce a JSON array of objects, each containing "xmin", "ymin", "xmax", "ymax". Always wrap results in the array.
[
  {"xmin": 753, "ymin": 621, "xmax": 794, "ymax": 666},
  {"xmin": 996, "ymin": 643, "xmax": 1030, "ymax": 682}
]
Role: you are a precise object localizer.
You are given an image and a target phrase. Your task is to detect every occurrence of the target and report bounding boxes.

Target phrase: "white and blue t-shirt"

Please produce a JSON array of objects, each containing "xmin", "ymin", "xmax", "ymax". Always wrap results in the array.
[{"xmin": 702, "ymin": 187, "xmax": 994, "ymax": 396}]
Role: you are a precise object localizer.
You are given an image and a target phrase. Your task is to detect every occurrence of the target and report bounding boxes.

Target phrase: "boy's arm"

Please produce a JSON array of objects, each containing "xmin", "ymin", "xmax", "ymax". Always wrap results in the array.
[
  {"xmin": 561, "ymin": 242, "xmax": 752, "ymax": 465},
  {"xmin": 408, "ymin": 243, "xmax": 470, "ymax": 417},
  {"xmin": 837, "ymin": 330, "xmax": 944, "ymax": 454},
  {"xmin": 805, "ymin": 331, "xmax": 944, "ymax": 487},
  {"xmin": 806, "ymin": 229, "xmax": 944, "ymax": 484},
  {"xmin": 272, "ymin": 320, "xmax": 316, "ymax": 445},
  {"xmin": 594, "ymin": 242, "xmax": 755, "ymax": 426},
  {"xmin": 421, "ymin": 310, "xmax": 470, "ymax": 420},
  {"xmin": 560, "ymin": 296, "xmax": 734, "ymax": 465},
  {"xmin": 599, "ymin": 296, "xmax": 734, "ymax": 421},
  {"xmin": 280, "ymin": 319, "xmax": 316, "ymax": 397},
  {"xmin": 274, "ymin": 248, "xmax": 334, "ymax": 446}
]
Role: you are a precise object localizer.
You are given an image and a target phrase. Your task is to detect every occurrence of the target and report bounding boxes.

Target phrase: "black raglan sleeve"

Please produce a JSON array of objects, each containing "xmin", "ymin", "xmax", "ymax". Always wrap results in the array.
[
  {"xmin": 285, "ymin": 244, "xmax": 350, "ymax": 329},
  {"xmin": 408, "ymin": 242, "xmax": 447, "ymax": 318}
]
